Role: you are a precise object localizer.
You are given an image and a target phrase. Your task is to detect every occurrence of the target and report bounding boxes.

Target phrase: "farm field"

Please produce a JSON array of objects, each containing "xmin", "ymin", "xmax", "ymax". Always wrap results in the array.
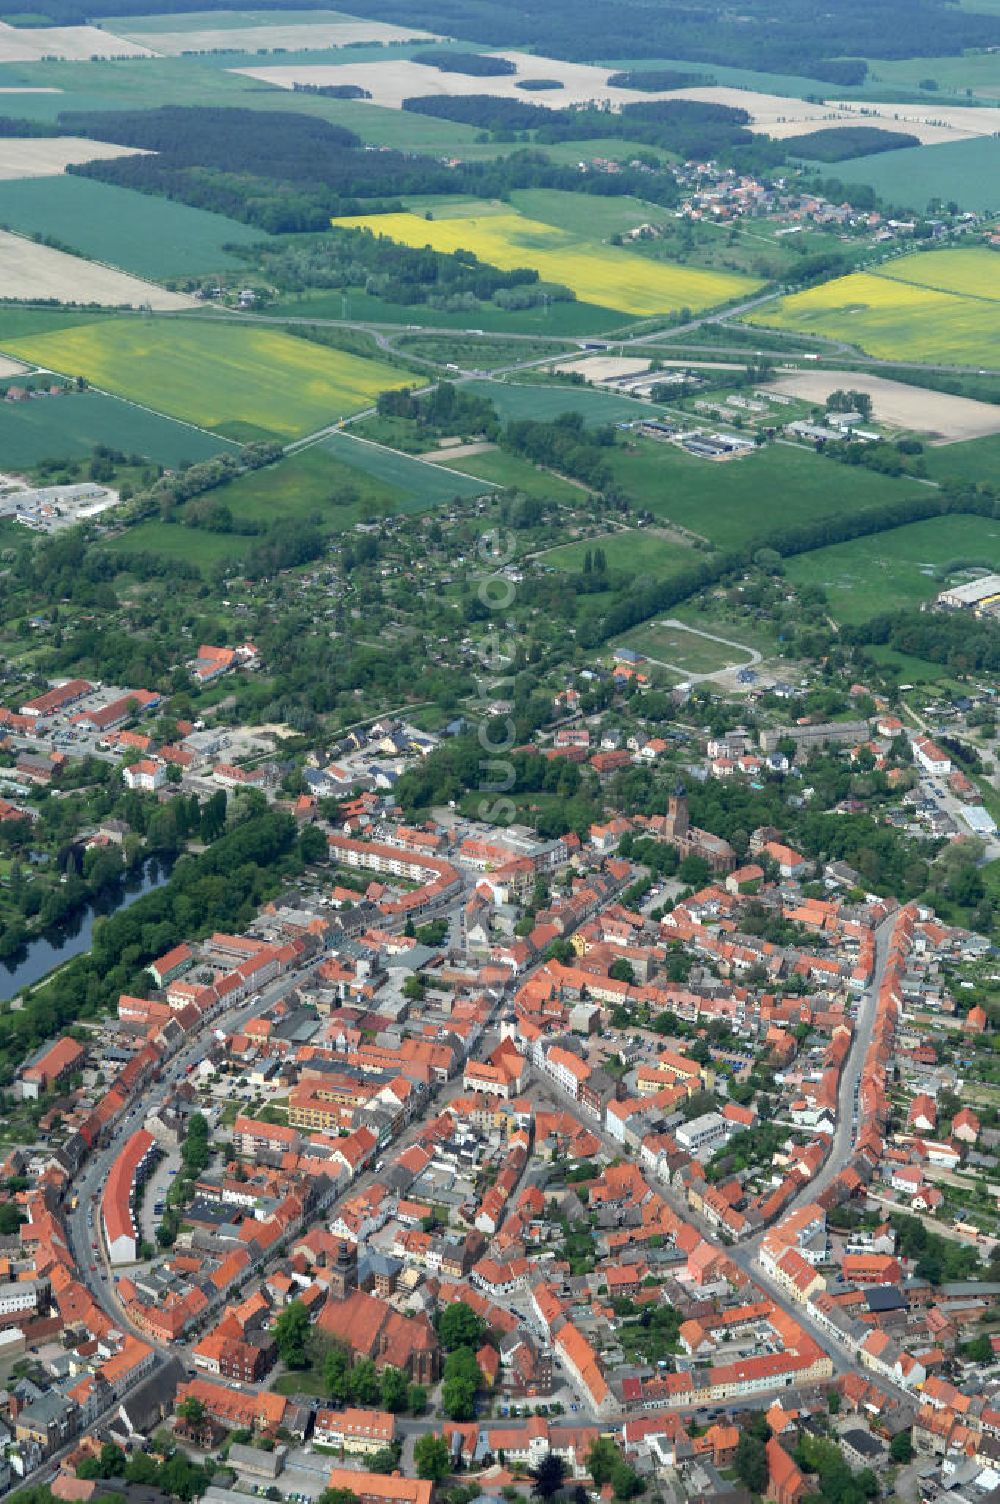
[
  {"xmin": 0, "ymin": 319, "xmax": 414, "ymax": 441},
  {"xmin": 205, "ymin": 445, "xmax": 408, "ymax": 533},
  {"xmin": 320, "ymin": 431, "xmax": 492, "ymax": 504},
  {"xmin": 784, "ymin": 514, "xmax": 1000, "ymax": 623},
  {"xmin": 805, "ymin": 135, "xmax": 1000, "ymax": 214},
  {"xmin": 616, "ymin": 618, "xmax": 756, "ymax": 675},
  {"xmin": 0, "ymin": 136, "xmax": 151, "ymax": 180},
  {"xmin": 0, "ymin": 230, "xmax": 194, "ymax": 310},
  {"xmin": 0, "ymin": 176, "xmax": 270, "ymax": 278},
  {"xmin": 762, "ymin": 369, "xmax": 1000, "ymax": 443},
  {"xmin": 110, "ymin": 11, "xmax": 440, "ymax": 54},
  {"xmin": 863, "ymin": 51, "xmax": 1000, "ymax": 101},
  {"xmin": 0, "ymin": 56, "xmax": 501, "ymax": 157},
  {"xmin": 234, "ymin": 48, "xmax": 730, "ymax": 110},
  {"xmin": 435, "ymin": 448, "xmax": 584, "ymax": 502},
  {"xmin": 464, "ymin": 379, "xmax": 667, "ymax": 426},
  {"xmin": 544, "ymin": 527, "xmax": 694, "ymax": 577},
  {"xmin": 0, "ymin": 20, "xmax": 152, "ymax": 60},
  {"xmin": 746, "ymin": 264, "xmax": 1000, "ymax": 366},
  {"xmin": 606, "ymin": 439, "xmax": 928, "ymax": 548},
  {"xmin": 331, "ymin": 208, "xmax": 759, "ymax": 317},
  {"xmin": 874, "ymin": 247, "xmax": 1000, "ymax": 299},
  {"xmin": 0, "ymin": 308, "xmax": 112, "ymax": 340},
  {"xmin": 0, "ymin": 390, "xmax": 241, "ymax": 468}
]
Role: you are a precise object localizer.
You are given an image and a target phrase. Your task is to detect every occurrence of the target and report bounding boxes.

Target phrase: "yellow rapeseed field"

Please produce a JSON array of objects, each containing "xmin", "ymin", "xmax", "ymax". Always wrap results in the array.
[
  {"xmin": 2, "ymin": 318, "xmax": 411, "ymax": 439},
  {"xmin": 746, "ymin": 263, "xmax": 1000, "ymax": 366},
  {"xmin": 874, "ymin": 247, "xmax": 1000, "ymax": 301},
  {"xmin": 334, "ymin": 209, "xmax": 758, "ymax": 317}
]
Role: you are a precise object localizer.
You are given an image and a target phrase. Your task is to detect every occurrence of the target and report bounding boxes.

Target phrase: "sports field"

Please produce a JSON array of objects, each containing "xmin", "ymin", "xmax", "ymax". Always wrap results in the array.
[
  {"xmin": 784, "ymin": 514, "xmax": 1000, "ymax": 624},
  {"xmin": 0, "ymin": 319, "xmax": 412, "ymax": 440},
  {"xmin": 0, "ymin": 176, "xmax": 268, "ymax": 279},
  {"xmin": 747, "ymin": 252, "xmax": 1000, "ymax": 365},
  {"xmin": 0, "ymin": 389, "xmax": 240, "ymax": 467},
  {"xmin": 607, "ymin": 439, "xmax": 928, "ymax": 548},
  {"xmin": 331, "ymin": 207, "xmax": 758, "ymax": 317}
]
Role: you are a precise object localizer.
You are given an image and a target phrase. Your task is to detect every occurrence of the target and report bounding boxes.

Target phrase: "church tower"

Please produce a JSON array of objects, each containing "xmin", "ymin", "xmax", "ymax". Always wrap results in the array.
[{"xmin": 667, "ymin": 781, "xmax": 689, "ymax": 841}]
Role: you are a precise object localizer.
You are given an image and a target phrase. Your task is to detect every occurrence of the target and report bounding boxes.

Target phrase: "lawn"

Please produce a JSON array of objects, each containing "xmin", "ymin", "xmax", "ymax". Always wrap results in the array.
[
  {"xmin": 436, "ymin": 447, "xmax": 584, "ymax": 501},
  {"xmin": 606, "ymin": 438, "xmax": 928, "ymax": 548},
  {"xmin": 322, "ymin": 430, "xmax": 493, "ymax": 504},
  {"xmin": 0, "ymin": 319, "xmax": 413, "ymax": 440},
  {"xmin": 618, "ymin": 619, "xmax": 755, "ymax": 674},
  {"xmin": 332, "ymin": 207, "xmax": 759, "ymax": 318},
  {"xmin": 0, "ymin": 176, "xmax": 269, "ymax": 280},
  {"xmin": 745, "ymin": 256, "xmax": 1000, "ymax": 366},
  {"xmin": 0, "ymin": 389, "xmax": 240, "ymax": 467},
  {"xmin": 544, "ymin": 526, "xmax": 694, "ymax": 577},
  {"xmin": 465, "ymin": 379, "xmax": 662, "ymax": 426},
  {"xmin": 784, "ymin": 514, "xmax": 1000, "ymax": 624}
]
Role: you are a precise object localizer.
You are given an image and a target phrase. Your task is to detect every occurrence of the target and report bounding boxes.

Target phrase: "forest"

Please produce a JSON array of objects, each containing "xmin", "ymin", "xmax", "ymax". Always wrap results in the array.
[
  {"xmin": 780, "ymin": 126, "xmax": 921, "ymax": 161},
  {"xmin": 402, "ymin": 94, "xmax": 784, "ymax": 172},
  {"xmin": 848, "ymin": 608, "xmax": 1000, "ymax": 674},
  {"xmin": 20, "ymin": 0, "xmax": 996, "ymax": 80},
  {"xmin": 411, "ymin": 48, "xmax": 516, "ymax": 74},
  {"xmin": 64, "ymin": 106, "xmax": 686, "ymax": 229},
  {"xmin": 245, "ymin": 224, "xmax": 575, "ymax": 312},
  {"xmin": 606, "ymin": 68, "xmax": 708, "ymax": 91}
]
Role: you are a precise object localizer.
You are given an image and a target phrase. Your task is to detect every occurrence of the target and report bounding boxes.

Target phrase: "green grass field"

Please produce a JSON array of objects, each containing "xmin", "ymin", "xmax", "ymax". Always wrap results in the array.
[
  {"xmin": 465, "ymin": 379, "xmax": 661, "ymax": 426},
  {"xmin": 781, "ymin": 508, "xmax": 998, "ymax": 619},
  {"xmin": 321, "ymin": 431, "xmax": 492, "ymax": 504},
  {"xmin": 435, "ymin": 447, "xmax": 584, "ymax": 502},
  {"xmin": 0, "ymin": 390, "xmax": 240, "ymax": 468},
  {"xmin": 617, "ymin": 618, "xmax": 755, "ymax": 674},
  {"xmin": 0, "ymin": 308, "xmax": 111, "ymax": 340},
  {"xmin": 106, "ymin": 519, "xmax": 254, "ymax": 564},
  {"xmin": 265, "ymin": 286, "xmax": 623, "ymax": 335},
  {"xmin": 209, "ymin": 444, "xmax": 405, "ymax": 531},
  {"xmin": 394, "ymin": 333, "xmax": 569, "ymax": 368},
  {"xmin": 862, "ymin": 52, "xmax": 1000, "ymax": 101},
  {"xmin": 543, "ymin": 526, "xmax": 694, "ymax": 576},
  {"xmin": 1, "ymin": 319, "xmax": 413, "ymax": 440},
  {"xmin": 606, "ymin": 439, "xmax": 928, "ymax": 548},
  {"xmin": 0, "ymin": 176, "xmax": 268, "ymax": 280},
  {"xmin": 922, "ymin": 433, "xmax": 1000, "ymax": 485},
  {"xmin": 784, "ymin": 514, "xmax": 1000, "ymax": 624}
]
